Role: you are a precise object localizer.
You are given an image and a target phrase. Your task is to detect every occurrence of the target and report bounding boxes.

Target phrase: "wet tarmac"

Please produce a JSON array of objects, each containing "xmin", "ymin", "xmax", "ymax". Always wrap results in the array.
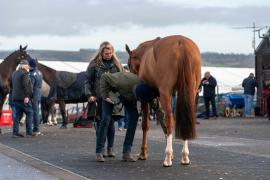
[{"xmin": 0, "ymin": 117, "xmax": 269, "ymax": 180}]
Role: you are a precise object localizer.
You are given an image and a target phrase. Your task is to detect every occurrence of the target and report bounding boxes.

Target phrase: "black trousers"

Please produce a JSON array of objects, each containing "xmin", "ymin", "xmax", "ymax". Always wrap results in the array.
[{"xmin": 204, "ymin": 96, "xmax": 217, "ymax": 118}]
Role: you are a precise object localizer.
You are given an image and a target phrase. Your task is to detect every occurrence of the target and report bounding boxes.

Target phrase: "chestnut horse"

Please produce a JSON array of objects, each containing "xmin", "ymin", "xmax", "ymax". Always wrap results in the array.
[
  {"xmin": 37, "ymin": 63, "xmax": 88, "ymax": 128},
  {"xmin": 126, "ymin": 35, "xmax": 201, "ymax": 167},
  {"xmin": 0, "ymin": 45, "xmax": 30, "ymax": 116}
]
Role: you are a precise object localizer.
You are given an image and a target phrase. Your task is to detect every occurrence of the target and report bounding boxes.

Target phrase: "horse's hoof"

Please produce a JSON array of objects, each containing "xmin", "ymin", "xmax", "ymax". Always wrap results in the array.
[
  {"xmin": 181, "ymin": 161, "xmax": 190, "ymax": 165},
  {"xmin": 138, "ymin": 154, "xmax": 148, "ymax": 160},
  {"xmin": 181, "ymin": 159, "xmax": 190, "ymax": 165},
  {"xmin": 163, "ymin": 162, "xmax": 172, "ymax": 167},
  {"xmin": 60, "ymin": 125, "xmax": 67, "ymax": 129}
]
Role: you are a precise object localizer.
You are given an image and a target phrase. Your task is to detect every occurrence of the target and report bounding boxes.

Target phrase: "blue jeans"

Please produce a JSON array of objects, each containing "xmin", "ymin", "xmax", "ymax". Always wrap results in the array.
[
  {"xmin": 124, "ymin": 107, "xmax": 129, "ymax": 129},
  {"xmin": 117, "ymin": 117, "xmax": 124, "ymax": 129},
  {"xmin": 10, "ymin": 105, "xmax": 17, "ymax": 122},
  {"xmin": 96, "ymin": 101, "xmax": 115, "ymax": 153},
  {"xmin": 122, "ymin": 103, "xmax": 139, "ymax": 153},
  {"xmin": 244, "ymin": 94, "xmax": 253, "ymax": 116},
  {"xmin": 95, "ymin": 99, "xmax": 115, "ymax": 150},
  {"xmin": 13, "ymin": 101, "xmax": 33, "ymax": 135},
  {"xmin": 32, "ymin": 100, "xmax": 40, "ymax": 132}
]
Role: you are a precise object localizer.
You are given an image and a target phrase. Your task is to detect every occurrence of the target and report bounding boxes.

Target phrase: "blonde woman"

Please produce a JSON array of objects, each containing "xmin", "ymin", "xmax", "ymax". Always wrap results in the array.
[{"xmin": 85, "ymin": 41, "xmax": 122, "ymax": 161}]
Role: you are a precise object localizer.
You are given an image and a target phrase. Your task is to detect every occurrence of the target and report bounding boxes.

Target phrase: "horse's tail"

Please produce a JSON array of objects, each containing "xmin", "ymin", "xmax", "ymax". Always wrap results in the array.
[{"xmin": 175, "ymin": 41, "xmax": 198, "ymax": 140}]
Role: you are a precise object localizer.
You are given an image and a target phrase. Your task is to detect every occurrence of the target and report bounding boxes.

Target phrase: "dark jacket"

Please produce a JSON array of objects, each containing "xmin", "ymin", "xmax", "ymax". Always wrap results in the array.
[
  {"xmin": 30, "ymin": 68, "xmax": 43, "ymax": 102},
  {"xmin": 242, "ymin": 77, "xmax": 258, "ymax": 95},
  {"xmin": 12, "ymin": 69, "xmax": 33, "ymax": 101},
  {"xmin": 85, "ymin": 59, "xmax": 120, "ymax": 99},
  {"xmin": 199, "ymin": 76, "xmax": 217, "ymax": 98},
  {"xmin": 100, "ymin": 72, "xmax": 140, "ymax": 103}
]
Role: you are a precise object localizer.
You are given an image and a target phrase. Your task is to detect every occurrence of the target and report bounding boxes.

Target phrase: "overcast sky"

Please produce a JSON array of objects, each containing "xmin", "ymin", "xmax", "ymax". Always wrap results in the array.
[{"xmin": 0, "ymin": 0, "xmax": 269, "ymax": 53}]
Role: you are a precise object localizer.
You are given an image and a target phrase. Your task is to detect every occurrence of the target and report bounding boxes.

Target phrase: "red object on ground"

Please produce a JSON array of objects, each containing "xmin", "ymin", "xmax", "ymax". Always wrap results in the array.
[
  {"xmin": 73, "ymin": 123, "xmax": 93, "ymax": 128},
  {"xmin": 0, "ymin": 109, "xmax": 13, "ymax": 126}
]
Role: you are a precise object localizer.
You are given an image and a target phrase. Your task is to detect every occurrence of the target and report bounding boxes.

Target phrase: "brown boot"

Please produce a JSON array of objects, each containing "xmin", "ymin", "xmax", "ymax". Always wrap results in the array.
[
  {"xmin": 96, "ymin": 153, "xmax": 105, "ymax": 162},
  {"xmin": 107, "ymin": 148, "xmax": 116, "ymax": 157},
  {"xmin": 122, "ymin": 153, "xmax": 137, "ymax": 162}
]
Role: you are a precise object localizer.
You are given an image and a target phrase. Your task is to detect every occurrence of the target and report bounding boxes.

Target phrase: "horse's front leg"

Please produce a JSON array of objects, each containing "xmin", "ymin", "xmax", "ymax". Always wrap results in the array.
[
  {"xmin": 139, "ymin": 103, "xmax": 150, "ymax": 160},
  {"xmin": 59, "ymin": 101, "xmax": 67, "ymax": 129},
  {"xmin": 159, "ymin": 94, "xmax": 174, "ymax": 167},
  {"xmin": 181, "ymin": 140, "xmax": 190, "ymax": 165}
]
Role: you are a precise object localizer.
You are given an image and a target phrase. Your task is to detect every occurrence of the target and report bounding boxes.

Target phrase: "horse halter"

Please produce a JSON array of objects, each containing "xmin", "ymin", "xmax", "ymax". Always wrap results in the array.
[{"xmin": 16, "ymin": 51, "xmax": 30, "ymax": 64}]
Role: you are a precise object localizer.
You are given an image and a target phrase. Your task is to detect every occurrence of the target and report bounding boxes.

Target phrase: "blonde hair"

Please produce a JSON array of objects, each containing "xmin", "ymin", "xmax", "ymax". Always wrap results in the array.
[
  {"xmin": 89, "ymin": 41, "xmax": 122, "ymax": 71},
  {"xmin": 19, "ymin": 64, "xmax": 29, "ymax": 72}
]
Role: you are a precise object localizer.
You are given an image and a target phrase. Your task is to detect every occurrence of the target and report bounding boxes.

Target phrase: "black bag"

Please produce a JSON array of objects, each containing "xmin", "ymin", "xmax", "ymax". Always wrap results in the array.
[{"xmin": 87, "ymin": 101, "xmax": 97, "ymax": 119}]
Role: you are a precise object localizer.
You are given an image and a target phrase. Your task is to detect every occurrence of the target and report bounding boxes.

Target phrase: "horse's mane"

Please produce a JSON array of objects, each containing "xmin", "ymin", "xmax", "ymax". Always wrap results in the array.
[
  {"xmin": 2, "ymin": 50, "xmax": 19, "ymax": 62},
  {"xmin": 133, "ymin": 37, "xmax": 161, "ymax": 57}
]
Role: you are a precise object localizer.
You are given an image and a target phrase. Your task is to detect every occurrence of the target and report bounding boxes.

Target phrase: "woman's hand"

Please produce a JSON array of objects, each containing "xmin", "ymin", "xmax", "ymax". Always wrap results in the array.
[
  {"xmin": 24, "ymin": 97, "xmax": 29, "ymax": 104},
  {"xmin": 88, "ymin": 96, "xmax": 96, "ymax": 102}
]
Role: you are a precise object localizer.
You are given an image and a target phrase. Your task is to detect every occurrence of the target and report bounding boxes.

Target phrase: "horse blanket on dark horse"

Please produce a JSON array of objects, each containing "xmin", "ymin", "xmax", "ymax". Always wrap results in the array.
[{"xmin": 48, "ymin": 71, "xmax": 87, "ymax": 103}]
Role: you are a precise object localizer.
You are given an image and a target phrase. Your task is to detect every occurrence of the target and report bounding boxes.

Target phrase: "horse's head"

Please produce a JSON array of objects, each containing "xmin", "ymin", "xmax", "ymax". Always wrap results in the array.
[
  {"xmin": 16, "ymin": 45, "xmax": 31, "ymax": 64},
  {"xmin": 6, "ymin": 45, "xmax": 31, "ymax": 65},
  {"xmin": 0, "ymin": 45, "xmax": 30, "ymax": 115},
  {"xmin": 125, "ymin": 44, "xmax": 141, "ymax": 74}
]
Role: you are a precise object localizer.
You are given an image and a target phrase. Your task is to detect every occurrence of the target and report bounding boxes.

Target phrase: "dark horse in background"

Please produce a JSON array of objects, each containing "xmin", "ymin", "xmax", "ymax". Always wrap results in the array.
[
  {"xmin": 0, "ymin": 45, "xmax": 30, "ymax": 116},
  {"xmin": 126, "ymin": 35, "xmax": 201, "ymax": 167},
  {"xmin": 37, "ymin": 63, "xmax": 88, "ymax": 128}
]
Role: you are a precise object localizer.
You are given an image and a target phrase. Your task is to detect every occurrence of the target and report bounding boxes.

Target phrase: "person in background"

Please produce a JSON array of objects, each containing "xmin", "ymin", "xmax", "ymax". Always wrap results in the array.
[
  {"xmin": 263, "ymin": 79, "xmax": 270, "ymax": 121},
  {"xmin": 242, "ymin": 73, "xmax": 258, "ymax": 118},
  {"xmin": 28, "ymin": 58, "xmax": 43, "ymax": 135},
  {"xmin": 117, "ymin": 118, "xmax": 124, "ymax": 131},
  {"xmin": 198, "ymin": 71, "xmax": 218, "ymax": 119},
  {"xmin": 85, "ymin": 41, "xmax": 122, "ymax": 157},
  {"xmin": 11, "ymin": 60, "xmax": 34, "ymax": 137},
  {"xmin": 0, "ymin": 83, "xmax": 2, "ymax": 134}
]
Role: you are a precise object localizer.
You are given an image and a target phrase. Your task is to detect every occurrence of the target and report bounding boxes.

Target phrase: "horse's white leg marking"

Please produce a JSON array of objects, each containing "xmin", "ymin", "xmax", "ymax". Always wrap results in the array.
[
  {"xmin": 47, "ymin": 114, "xmax": 53, "ymax": 126},
  {"xmin": 163, "ymin": 134, "xmax": 173, "ymax": 167},
  {"xmin": 181, "ymin": 140, "xmax": 190, "ymax": 165},
  {"xmin": 52, "ymin": 115, "xmax": 57, "ymax": 125}
]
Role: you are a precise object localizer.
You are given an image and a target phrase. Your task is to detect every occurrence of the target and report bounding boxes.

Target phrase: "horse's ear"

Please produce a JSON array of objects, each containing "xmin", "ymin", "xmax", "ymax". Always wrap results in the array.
[
  {"xmin": 125, "ymin": 44, "xmax": 132, "ymax": 55},
  {"xmin": 22, "ymin": 45, "xmax": 28, "ymax": 51}
]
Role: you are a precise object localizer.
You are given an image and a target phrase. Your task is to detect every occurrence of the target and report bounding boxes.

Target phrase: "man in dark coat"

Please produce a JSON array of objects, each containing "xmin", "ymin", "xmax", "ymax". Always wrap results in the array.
[
  {"xmin": 29, "ymin": 58, "xmax": 43, "ymax": 135},
  {"xmin": 199, "ymin": 71, "xmax": 218, "ymax": 119},
  {"xmin": 11, "ymin": 60, "xmax": 34, "ymax": 137},
  {"xmin": 242, "ymin": 73, "xmax": 258, "ymax": 117}
]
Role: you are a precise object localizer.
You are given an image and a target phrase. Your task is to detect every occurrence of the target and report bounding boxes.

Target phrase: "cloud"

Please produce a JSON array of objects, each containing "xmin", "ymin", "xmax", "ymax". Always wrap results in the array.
[{"xmin": 0, "ymin": 0, "xmax": 269, "ymax": 36}]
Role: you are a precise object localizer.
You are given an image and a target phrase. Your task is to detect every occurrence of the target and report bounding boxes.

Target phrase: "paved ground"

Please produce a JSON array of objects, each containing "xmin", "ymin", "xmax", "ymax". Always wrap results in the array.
[
  {"xmin": 0, "ymin": 117, "xmax": 270, "ymax": 180},
  {"xmin": 0, "ymin": 153, "xmax": 55, "ymax": 180}
]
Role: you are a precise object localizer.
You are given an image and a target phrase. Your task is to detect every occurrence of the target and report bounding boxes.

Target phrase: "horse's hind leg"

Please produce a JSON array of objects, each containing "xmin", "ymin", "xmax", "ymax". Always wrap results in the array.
[
  {"xmin": 159, "ymin": 93, "xmax": 174, "ymax": 167},
  {"xmin": 181, "ymin": 140, "xmax": 190, "ymax": 165},
  {"xmin": 139, "ymin": 103, "xmax": 150, "ymax": 160}
]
